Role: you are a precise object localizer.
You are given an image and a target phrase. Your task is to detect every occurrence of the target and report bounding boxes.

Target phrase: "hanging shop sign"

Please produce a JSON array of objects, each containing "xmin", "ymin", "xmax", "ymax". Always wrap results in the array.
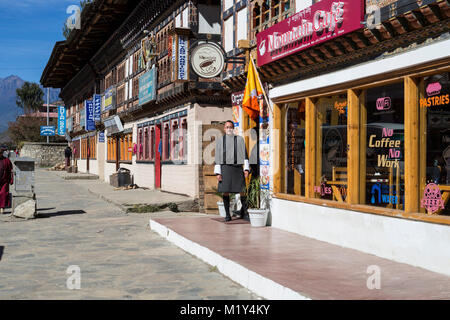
[
  {"xmin": 172, "ymin": 36, "xmax": 177, "ymax": 81},
  {"xmin": 256, "ymin": 0, "xmax": 364, "ymax": 66},
  {"xmin": 139, "ymin": 65, "xmax": 157, "ymax": 105},
  {"xmin": 93, "ymin": 94, "xmax": 102, "ymax": 122},
  {"xmin": 104, "ymin": 115, "xmax": 124, "ymax": 135},
  {"xmin": 40, "ymin": 126, "xmax": 55, "ymax": 136},
  {"xmin": 98, "ymin": 131, "xmax": 105, "ymax": 143},
  {"xmin": 84, "ymin": 100, "xmax": 95, "ymax": 131},
  {"xmin": 191, "ymin": 43, "xmax": 225, "ymax": 78},
  {"xmin": 57, "ymin": 106, "xmax": 66, "ymax": 136},
  {"xmin": 231, "ymin": 91, "xmax": 244, "ymax": 135},
  {"xmin": 178, "ymin": 36, "xmax": 189, "ymax": 80},
  {"xmin": 103, "ymin": 86, "xmax": 116, "ymax": 111}
]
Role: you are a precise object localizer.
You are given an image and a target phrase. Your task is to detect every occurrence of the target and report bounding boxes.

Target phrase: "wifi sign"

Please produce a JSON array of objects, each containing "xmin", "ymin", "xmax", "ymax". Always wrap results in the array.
[{"xmin": 376, "ymin": 97, "xmax": 391, "ymax": 111}]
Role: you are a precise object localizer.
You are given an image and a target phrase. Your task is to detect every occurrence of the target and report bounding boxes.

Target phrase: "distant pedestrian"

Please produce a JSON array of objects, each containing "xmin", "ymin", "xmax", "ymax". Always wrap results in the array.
[
  {"xmin": 0, "ymin": 146, "xmax": 13, "ymax": 214},
  {"xmin": 64, "ymin": 146, "xmax": 72, "ymax": 169}
]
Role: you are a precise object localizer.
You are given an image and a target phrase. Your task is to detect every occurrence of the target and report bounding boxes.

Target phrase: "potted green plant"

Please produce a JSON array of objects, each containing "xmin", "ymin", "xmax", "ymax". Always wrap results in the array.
[
  {"xmin": 212, "ymin": 187, "xmax": 236, "ymax": 218},
  {"xmin": 245, "ymin": 177, "xmax": 269, "ymax": 227}
]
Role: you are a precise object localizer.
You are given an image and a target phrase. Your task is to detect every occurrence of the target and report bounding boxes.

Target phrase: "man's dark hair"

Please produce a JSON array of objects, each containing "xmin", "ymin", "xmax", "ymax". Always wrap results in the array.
[{"xmin": 225, "ymin": 120, "xmax": 234, "ymax": 128}]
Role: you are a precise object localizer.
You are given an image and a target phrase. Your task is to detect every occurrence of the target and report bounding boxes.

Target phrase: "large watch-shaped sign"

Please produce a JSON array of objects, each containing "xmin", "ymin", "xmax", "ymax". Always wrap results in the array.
[{"xmin": 190, "ymin": 42, "xmax": 225, "ymax": 79}]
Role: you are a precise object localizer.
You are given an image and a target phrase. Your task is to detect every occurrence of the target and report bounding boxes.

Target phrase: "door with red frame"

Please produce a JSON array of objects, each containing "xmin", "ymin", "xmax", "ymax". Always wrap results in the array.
[{"xmin": 155, "ymin": 124, "xmax": 161, "ymax": 188}]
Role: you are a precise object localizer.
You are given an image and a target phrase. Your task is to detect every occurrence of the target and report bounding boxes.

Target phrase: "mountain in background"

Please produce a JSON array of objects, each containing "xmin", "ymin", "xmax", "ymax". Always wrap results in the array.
[{"xmin": 0, "ymin": 75, "xmax": 61, "ymax": 132}]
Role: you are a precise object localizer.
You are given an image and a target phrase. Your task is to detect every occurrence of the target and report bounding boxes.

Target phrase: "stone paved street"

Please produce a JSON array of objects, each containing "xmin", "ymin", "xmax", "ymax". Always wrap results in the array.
[{"xmin": 0, "ymin": 169, "xmax": 259, "ymax": 300}]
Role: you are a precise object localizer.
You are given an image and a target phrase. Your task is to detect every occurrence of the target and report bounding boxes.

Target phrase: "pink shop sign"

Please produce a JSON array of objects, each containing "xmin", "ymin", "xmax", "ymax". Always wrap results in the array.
[{"xmin": 256, "ymin": 0, "xmax": 364, "ymax": 67}]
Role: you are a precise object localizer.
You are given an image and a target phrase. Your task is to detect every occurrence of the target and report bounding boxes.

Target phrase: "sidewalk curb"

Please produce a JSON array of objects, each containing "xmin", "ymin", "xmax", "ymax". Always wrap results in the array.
[{"xmin": 149, "ymin": 218, "xmax": 311, "ymax": 300}]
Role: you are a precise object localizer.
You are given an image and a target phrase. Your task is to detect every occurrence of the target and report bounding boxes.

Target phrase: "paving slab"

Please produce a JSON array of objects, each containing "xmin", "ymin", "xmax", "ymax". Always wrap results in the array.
[
  {"xmin": 50, "ymin": 170, "xmax": 99, "ymax": 180},
  {"xmin": 151, "ymin": 216, "xmax": 450, "ymax": 300}
]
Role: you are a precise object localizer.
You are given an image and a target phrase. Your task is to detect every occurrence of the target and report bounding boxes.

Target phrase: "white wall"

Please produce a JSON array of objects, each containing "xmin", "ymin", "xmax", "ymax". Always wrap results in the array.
[
  {"xmin": 89, "ymin": 159, "xmax": 99, "ymax": 175},
  {"xmin": 133, "ymin": 163, "xmax": 155, "ymax": 189},
  {"xmin": 77, "ymin": 159, "xmax": 87, "ymax": 173},
  {"xmin": 198, "ymin": 5, "xmax": 221, "ymax": 34},
  {"xmin": 223, "ymin": 0, "xmax": 233, "ymax": 11},
  {"xmin": 224, "ymin": 16, "xmax": 234, "ymax": 53},
  {"xmin": 296, "ymin": 0, "xmax": 313, "ymax": 12},
  {"xmin": 270, "ymin": 198, "xmax": 450, "ymax": 276},
  {"xmin": 236, "ymin": 7, "xmax": 248, "ymax": 43},
  {"xmin": 161, "ymin": 164, "xmax": 197, "ymax": 197}
]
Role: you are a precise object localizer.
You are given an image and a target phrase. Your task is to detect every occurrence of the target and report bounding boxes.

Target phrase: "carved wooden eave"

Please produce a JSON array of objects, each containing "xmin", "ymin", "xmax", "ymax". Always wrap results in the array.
[{"xmin": 40, "ymin": 0, "xmax": 140, "ymax": 88}]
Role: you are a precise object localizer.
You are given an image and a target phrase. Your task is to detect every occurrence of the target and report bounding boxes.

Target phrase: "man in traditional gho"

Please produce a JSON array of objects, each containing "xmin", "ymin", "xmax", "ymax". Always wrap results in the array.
[{"xmin": 215, "ymin": 121, "xmax": 250, "ymax": 222}]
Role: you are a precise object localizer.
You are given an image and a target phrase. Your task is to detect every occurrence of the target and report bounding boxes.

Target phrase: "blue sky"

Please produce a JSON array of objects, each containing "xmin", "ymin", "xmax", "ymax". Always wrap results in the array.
[{"xmin": 0, "ymin": 0, "xmax": 75, "ymax": 83}]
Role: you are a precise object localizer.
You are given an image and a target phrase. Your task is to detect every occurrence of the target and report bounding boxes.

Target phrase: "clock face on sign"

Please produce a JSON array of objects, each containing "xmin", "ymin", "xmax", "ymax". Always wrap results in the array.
[{"xmin": 191, "ymin": 43, "xmax": 225, "ymax": 78}]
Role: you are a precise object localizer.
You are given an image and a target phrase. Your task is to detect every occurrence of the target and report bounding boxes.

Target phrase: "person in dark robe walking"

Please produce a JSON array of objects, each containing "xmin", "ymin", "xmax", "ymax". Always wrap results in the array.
[
  {"xmin": 64, "ymin": 146, "xmax": 72, "ymax": 169},
  {"xmin": 215, "ymin": 121, "xmax": 250, "ymax": 222},
  {"xmin": 0, "ymin": 146, "xmax": 13, "ymax": 214}
]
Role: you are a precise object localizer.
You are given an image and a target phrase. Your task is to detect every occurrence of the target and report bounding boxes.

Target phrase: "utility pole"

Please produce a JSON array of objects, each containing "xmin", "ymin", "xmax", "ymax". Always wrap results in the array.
[{"xmin": 47, "ymin": 87, "xmax": 49, "ymax": 144}]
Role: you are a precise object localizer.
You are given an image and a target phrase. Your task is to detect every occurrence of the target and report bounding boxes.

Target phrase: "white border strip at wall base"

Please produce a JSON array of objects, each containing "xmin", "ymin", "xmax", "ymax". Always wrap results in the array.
[{"xmin": 149, "ymin": 218, "xmax": 310, "ymax": 300}]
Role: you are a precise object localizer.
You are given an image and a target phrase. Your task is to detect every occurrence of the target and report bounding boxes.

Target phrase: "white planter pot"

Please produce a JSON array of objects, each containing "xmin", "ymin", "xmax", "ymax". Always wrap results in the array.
[
  {"xmin": 217, "ymin": 200, "xmax": 236, "ymax": 217},
  {"xmin": 248, "ymin": 208, "xmax": 269, "ymax": 227}
]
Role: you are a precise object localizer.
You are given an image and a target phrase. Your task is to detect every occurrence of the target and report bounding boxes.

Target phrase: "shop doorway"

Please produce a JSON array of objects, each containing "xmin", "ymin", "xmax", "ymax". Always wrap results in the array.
[{"xmin": 155, "ymin": 124, "xmax": 161, "ymax": 188}]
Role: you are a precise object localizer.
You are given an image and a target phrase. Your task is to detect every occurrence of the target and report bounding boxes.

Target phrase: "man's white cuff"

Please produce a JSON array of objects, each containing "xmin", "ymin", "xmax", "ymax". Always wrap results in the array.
[
  {"xmin": 214, "ymin": 164, "xmax": 221, "ymax": 175},
  {"xmin": 244, "ymin": 159, "xmax": 250, "ymax": 172}
]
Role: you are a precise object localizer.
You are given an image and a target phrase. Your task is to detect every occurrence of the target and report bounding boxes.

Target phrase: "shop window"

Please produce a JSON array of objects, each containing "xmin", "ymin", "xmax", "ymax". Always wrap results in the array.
[
  {"xmin": 284, "ymin": 102, "xmax": 306, "ymax": 196},
  {"xmin": 150, "ymin": 127, "xmax": 155, "ymax": 160},
  {"xmin": 81, "ymin": 138, "xmax": 88, "ymax": 159},
  {"xmin": 420, "ymin": 72, "xmax": 450, "ymax": 215},
  {"xmin": 89, "ymin": 135, "xmax": 96, "ymax": 159},
  {"xmin": 118, "ymin": 133, "xmax": 132, "ymax": 162},
  {"xmin": 315, "ymin": 93, "xmax": 348, "ymax": 201},
  {"xmin": 138, "ymin": 128, "xmax": 144, "ymax": 160},
  {"xmin": 163, "ymin": 122, "xmax": 170, "ymax": 161},
  {"xmin": 73, "ymin": 140, "xmax": 80, "ymax": 159},
  {"xmin": 144, "ymin": 127, "xmax": 150, "ymax": 160},
  {"xmin": 108, "ymin": 136, "xmax": 117, "ymax": 162},
  {"xmin": 181, "ymin": 118, "xmax": 188, "ymax": 161},
  {"xmin": 363, "ymin": 82, "xmax": 404, "ymax": 209},
  {"xmin": 171, "ymin": 120, "xmax": 179, "ymax": 160}
]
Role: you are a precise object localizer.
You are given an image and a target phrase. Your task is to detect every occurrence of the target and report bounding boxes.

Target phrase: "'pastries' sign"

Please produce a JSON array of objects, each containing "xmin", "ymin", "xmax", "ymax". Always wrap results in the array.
[{"xmin": 256, "ymin": 0, "xmax": 364, "ymax": 66}]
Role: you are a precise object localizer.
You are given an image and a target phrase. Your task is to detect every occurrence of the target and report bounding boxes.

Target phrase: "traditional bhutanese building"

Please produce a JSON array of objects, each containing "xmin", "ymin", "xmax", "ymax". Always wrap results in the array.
[{"xmin": 41, "ymin": 0, "xmax": 231, "ymax": 211}]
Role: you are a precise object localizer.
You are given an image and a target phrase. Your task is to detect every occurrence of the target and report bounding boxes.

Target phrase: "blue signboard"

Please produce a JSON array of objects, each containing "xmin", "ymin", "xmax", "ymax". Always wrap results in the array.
[
  {"xmin": 98, "ymin": 131, "xmax": 105, "ymax": 143},
  {"xmin": 40, "ymin": 126, "xmax": 55, "ymax": 136},
  {"xmin": 139, "ymin": 66, "xmax": 157, "ymax": 106},
  {"xmin": 57, "ymin": 106, "xmax": 66, "ymax": 136},
  {"xmin": 178, "ymin": 36, "xmax": 188, "ymax": 80},
  {"xmin": 84, "ymin": 100, "xmax": 95, "ymax": 131},
  {"xmin": 93, "ymin": 94, "xmax": 102, "ymax": 122}
]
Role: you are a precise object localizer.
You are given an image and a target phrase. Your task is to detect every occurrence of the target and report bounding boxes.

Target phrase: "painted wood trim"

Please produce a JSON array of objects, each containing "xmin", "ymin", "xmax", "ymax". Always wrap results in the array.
[
  {"xmin": 418, "ymin": 78, "xmax": 427, "ymax": 214},
  {"xmin": 404, "ymin": 76, "xmax": 420, "ymax": 213},
  {"xmin": 305, "ymin": 97, "xmax": 316, "ymax": 198},
  {"xmin": 347, "ymin": 89, "xmax": 360, "ymax": 204},
  {"xmin": 359, "ymin": 91, "xmax": 367, "ymax": 204},
  {"xmin": 271, "ymin": 62, "xmax": 450, "ymax": 104},
  {"xmin": 273, "ymin": 103, "xmax": 282, "ymax": 194}
]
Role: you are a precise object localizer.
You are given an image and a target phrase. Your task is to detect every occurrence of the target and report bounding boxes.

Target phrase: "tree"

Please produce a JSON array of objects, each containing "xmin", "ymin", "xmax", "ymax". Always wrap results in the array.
[
  {"xmin": 7, "ymin": 116, "xmax": 66, "ymax": 146},
  {"xmin": 16, "ymin": 82, "xmax": 44, "ymax": 114}
]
